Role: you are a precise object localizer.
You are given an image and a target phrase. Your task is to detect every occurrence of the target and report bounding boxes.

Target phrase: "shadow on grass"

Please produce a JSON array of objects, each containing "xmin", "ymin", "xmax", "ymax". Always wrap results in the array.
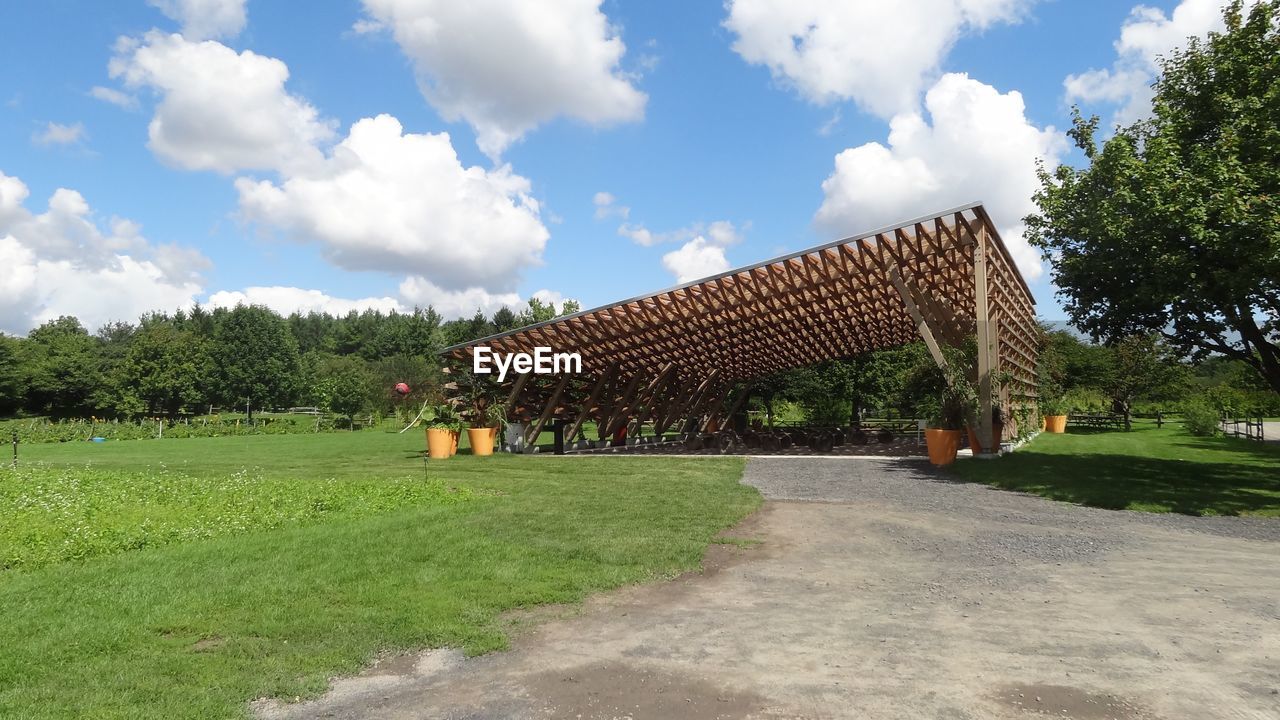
[
  {"xmin": 1174, "ymin": 435, "xmax": 1280, "ymax": 463},
  {"xmin": 952, "ymin": 452, "xmax": 1280, "ymax": 517}
]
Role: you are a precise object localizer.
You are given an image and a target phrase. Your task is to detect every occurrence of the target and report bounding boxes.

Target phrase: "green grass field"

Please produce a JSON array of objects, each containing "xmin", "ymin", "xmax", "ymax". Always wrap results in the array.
[
  {"xmin": 952, "ymin": 420, "xmax": 1280, "ymax": 516},
  {"xmin": 0, "ymin": 431, "xmax": 757, "ymax": 719}
]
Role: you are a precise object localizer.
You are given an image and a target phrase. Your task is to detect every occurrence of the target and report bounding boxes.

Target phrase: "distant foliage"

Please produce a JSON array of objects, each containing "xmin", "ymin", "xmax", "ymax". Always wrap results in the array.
[
  {"xmin": 1181, "ymin": 399, "xmax": 1222, "ymax": 437},
  {"xmin": 0, "ymin": 416, "xmax": 331, "ymax": 445},
  {"xmin": 1, "ymin": 297, "xmax": 580, "ymax": 422}
]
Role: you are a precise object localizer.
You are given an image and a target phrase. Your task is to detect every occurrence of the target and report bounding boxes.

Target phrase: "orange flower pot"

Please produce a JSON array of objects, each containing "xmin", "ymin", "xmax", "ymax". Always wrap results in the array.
[
  {"xmin": 426, "ymin": 428, "xmax": 452, "ymax": 459},
  {"xmin": 1045, "ymin": 415, "xmax": 1067, "ymax": 433},
  {"xmin": 449, "ymin": 430, "xmax": 459, "ymax": 456},
  {"xmin": 925, "ymin": 428, "xmax": 961, "ymax": 466},
  {"xmin": 468, "ymin": 427, "xmax": 494, "ymax": 456}
]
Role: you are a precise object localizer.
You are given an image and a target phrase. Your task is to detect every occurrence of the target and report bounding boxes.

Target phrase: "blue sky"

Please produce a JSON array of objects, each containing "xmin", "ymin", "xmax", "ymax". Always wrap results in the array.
[{"xmin": 0, "ymin": 0, "xmax": 1238, "ymax": 334}]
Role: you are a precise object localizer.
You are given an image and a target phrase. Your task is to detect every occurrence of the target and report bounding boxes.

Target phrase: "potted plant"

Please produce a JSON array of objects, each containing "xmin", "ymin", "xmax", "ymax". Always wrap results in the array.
[
  {"xmin": 466, "ymin": 396, "xmax": 498, "ymax": 457},
  {"xmin": 423, "ymin": 404, "xmax": 460, "ymax": 459},
  {"xmin": 966, "ymin": 406, "xmax": 1006, "ymax": 453},
  {"xmin": 1041, "ymin": 396, "xmax": 1069, "ymax": 433},
  {"xmin": 921, "ymin": 394, "xmax": 965, "ymax": 466}
]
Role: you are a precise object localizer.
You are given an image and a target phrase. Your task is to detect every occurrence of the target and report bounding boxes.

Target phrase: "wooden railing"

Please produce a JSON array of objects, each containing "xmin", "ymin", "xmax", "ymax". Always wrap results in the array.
[{"xmin": 1220, "ymin": 416, "xmax": 1265, "ymax": 442}]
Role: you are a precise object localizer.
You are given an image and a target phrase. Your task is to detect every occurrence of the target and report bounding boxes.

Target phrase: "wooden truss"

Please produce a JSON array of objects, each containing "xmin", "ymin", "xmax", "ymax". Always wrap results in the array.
[{"xmin": 442, "ymin": 203, "xmax": 1039, "ymax": 451}]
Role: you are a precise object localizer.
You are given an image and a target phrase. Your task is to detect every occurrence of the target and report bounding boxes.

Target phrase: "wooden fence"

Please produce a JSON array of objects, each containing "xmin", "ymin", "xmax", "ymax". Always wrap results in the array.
[{"xmin": 1220, "ymin": 416, "xmax": 1265, "ymax": 442}]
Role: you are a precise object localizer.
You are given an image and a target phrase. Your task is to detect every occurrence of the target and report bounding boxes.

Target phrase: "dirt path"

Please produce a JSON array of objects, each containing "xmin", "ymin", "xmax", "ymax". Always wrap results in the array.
[{"xmin": 255, "ymin": 458, "xmax": 1280, "ymax": 720}]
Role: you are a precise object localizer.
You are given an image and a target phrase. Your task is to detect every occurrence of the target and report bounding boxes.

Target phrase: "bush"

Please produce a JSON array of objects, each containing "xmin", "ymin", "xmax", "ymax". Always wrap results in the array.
[{"xmin": 1181, "ymin": 398, "xmax": 1220, "ymax": 437}]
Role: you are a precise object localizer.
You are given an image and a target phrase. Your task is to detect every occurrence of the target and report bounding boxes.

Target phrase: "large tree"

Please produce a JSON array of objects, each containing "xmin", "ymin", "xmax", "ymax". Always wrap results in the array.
[
  {"xmin": 22, "ymin": 317, "xmax": 102, "ymax": 416},
  {"xmin": 118, "ymin": 323, "xmax": 210, "ymax": 415},
  {"xmin": 212, "ymin": 305, "xmax": 301, "ymax": 419},
  {"xmin": 1026, "ymin": 0, "xmax": 1280, "ymax": 394}
]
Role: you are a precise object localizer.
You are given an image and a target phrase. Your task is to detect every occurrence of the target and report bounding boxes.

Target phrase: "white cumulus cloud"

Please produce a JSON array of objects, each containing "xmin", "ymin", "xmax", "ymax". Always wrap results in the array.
[
  {"xmin": 724, "ymin": 0, "xmax": 1035, "ymax": 118},
  {"xmin": 662, "ymin": 238, "xmax": 732, "ymax": 284},
  {"xmin": 147, "ymin": 0, "xmax": 248, "ymax": 40},
  {"xmin": 235, "ymin": 114, "xmax": 549, "ymax": 292},
  {"xmin": 814, "ymin": 73, "xmax": 1066, "ymax": 280},
  {"xmin": 1064, "ymin": 0, "xmax": 1260, "ymax": 125},
  {"xmin": 398, "ymin": 277, "xmax": 568, "ymax": 319},
  {"xmin": 207, "ymin": 286, "xmax": 405, "ymax": 316},
  {"xmin": 109, "ymin": 31, "xmax": 336, "ymax": 174},
  {"xmin": 658, "ymin": 219, "xmax": 744, "ymax": 284},
  {"xmin": 0, "ymin": 170, "xmax": 207, "ymax": 334},
  {"xmin": 360, "ymin": 0, "xmax": 647, "ymax": 158}
]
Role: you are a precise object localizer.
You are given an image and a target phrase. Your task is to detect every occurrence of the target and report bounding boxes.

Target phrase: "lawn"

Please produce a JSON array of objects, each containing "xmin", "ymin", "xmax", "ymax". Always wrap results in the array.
[
  {"xmin": 952, "ymin": 420, "xmax": 1280, "ymax": 516},
  {"xmin": 0, "ymin": 431, "xmax": 758, "ymax": 719}
]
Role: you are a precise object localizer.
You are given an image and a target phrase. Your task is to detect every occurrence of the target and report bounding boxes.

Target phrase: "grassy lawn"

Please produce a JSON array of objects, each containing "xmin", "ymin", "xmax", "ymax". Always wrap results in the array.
[
  {"xmin": 0, "ymin": 432, "xmax": 758, "ymax": 719},
  {"xmin": 952, "ymin": 420, "xmax": 1280, "ymax": 516}
]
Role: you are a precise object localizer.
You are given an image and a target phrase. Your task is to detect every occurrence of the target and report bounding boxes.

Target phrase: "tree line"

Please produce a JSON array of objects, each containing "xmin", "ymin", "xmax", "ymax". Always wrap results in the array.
[{"xmin": 0, "ymin": 298, "xmax": 579, "ymax": 423}]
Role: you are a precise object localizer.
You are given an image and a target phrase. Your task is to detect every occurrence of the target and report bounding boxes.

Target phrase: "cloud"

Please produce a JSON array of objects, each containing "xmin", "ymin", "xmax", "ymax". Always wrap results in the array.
[
  {"xmin": 147, "ymin": 0, "xmax": 247, "ymax": 40},
  {"xmin": 657, "ymin": 219, "xmax": 744, "ymax": 284},
  {"xmin": 235, "ymin": 114, "xmax": 548, "ymax": 292},
  {"xmin": 31, "ymin": 121, "xmax": 87, "ymax": 147},
  {"xmin": 0, "ymin": 170, "xmax": 207, "ymax": 334},
  {"xmin": 662, "ymin": 238, "xmax": 731, "ymax": 284},
  {"xmin": 89, "ymin": 86, "xmax": 139, "ymax": 109},
  {"xmin": 1064, "ymin": 0, "xmax": 1259, "ymax": 125},
  {"xmin": 814, "ymin": 73, "xmax": 1066, "ymax": 280},
  {"xmin": 398, "ymin": 277, "xmax": 568, "ymax": 319},
  {"xmin": 723, "ymin": 0, "xmax": 1035, "ymax": 118},
  {"xmin": 108, "ymin": 31, "xmax": 336, "ymax": 174},
  {"xmin": 593, "ymin": 191, "xmax": 629, "ymax": 220},
  {"xmin": 617, "ymin": 216, "xmax": 744, "ymax": 248},
  {"xmin": 360, "ymin": 0, "xmax": 646, "ymax": 158},
  {"xmin": 207, "ymin": 286, "xmax": 405, "ymax": 316}
]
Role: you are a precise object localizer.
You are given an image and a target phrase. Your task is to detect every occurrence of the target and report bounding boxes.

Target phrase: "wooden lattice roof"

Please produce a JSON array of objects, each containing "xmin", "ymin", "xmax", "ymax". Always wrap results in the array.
[{"xmin": 443, "ymin": 202, "xmax": 1037, "ymax": 388}]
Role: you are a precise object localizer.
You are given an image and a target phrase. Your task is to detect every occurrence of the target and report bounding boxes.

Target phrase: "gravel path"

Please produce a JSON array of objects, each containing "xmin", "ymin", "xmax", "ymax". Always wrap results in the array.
[{"xmin": 257, "ymin": 457, "xmax": 1280, "ymax": 720}]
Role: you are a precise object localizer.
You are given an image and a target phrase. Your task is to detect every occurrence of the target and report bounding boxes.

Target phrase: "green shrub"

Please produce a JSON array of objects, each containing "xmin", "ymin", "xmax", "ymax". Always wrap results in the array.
[{"xmin": 1181, "ymin": 398, "xmax": 1221, "ymax": 437}]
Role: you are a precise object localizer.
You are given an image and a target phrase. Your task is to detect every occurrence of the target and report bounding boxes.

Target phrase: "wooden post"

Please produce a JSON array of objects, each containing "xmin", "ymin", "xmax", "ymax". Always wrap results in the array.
[
  {"xmin": 524, "ymin": 375, "xmax": 570, "ymax": 451},
  {"xmin": 973, "ymin": 221, "xmax": 995, "ymax": 454}
]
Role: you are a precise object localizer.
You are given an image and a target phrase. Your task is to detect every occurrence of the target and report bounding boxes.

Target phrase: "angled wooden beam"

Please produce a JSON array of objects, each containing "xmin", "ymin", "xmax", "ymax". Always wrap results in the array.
[
  {"xmin": 563, "ymin": 363, "xmax": 617, "ymax": 444},
  {"xmin": 503, "ymin": 371, "xmax": 532, "ymax": 417},
  {"xmin": 523, "ymin": 375, "xmax": 570, "ymax": 451},
  {"xmin": 602, "ymin": 372, "xmax": 645, "ymax": 438},
  {"xmin": 890, "ymin": 267, "xmax": 948, "ymax": 372}
]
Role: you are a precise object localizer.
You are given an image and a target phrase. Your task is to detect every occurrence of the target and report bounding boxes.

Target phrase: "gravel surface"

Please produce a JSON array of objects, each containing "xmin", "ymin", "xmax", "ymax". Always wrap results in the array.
[
  {"xmin": 742, "ymin": 456, "xmax": 1280, "ymax": 544},
  {"xmin": 258, "ymin": 457, "xmax": 1280, "ymax": 720}
]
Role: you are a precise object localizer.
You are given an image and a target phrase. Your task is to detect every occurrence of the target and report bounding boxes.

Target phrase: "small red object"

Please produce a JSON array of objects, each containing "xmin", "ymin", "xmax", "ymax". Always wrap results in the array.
[{"xmin": 394, "ymin": 382, "xmax": 411, "ymax": 396}]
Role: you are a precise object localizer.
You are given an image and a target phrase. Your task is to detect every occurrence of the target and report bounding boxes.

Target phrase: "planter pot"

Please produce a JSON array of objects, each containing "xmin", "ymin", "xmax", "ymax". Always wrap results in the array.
[
  {"xmin": 468, "ymin": 427, "xmax": 494, "ymax": 456},
  {"xmin": 449, "ymin": 430, "xmax": 459, "ymax": 456},
  {"xmin": 925, "ymin": 428, "xmax": 962, "ymax": 466},
  {"xmin": 966, "ymin": 421, "xmax": 1007, "ymax": 454},
  {"xmin": 1045, "ymin": 415, "xmax": 1068, "ymax": 433},
  {"xmin": 426, "ymin": 428, "xmax": 452, "ymax": 459}
]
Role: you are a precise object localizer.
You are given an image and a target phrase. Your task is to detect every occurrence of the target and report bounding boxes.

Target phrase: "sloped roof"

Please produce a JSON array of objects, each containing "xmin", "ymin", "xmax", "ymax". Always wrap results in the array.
[{"xmin": 443, "ymin": 202, "xmax": 1037, "ymax": 386}]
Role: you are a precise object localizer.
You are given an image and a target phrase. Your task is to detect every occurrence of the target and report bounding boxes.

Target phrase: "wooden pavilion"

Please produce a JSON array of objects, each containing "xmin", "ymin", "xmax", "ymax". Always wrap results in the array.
[{"xmin": 441, "ymin": 202, "xmax": 1039, "ymax": 453}]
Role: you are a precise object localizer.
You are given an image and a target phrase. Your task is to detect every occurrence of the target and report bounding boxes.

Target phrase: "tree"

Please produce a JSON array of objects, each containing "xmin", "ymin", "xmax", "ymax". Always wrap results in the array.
[
  {"xmin": 211, "ymin": 305, "xmax": 301, "ymax": 419},
  {"xmin": 1026, "ymin": 0, "xmax": 1280, "ymax": 394},
  {"xmin": 118, "ymin": 323, "xmax": 210, "ymax": 415},
  {"xmin": 0, "ymin": 334, "xmax": 25, "ymax": 414},
  {"xmin": 1105, "ymin": 334, "xmax": 1182, "ymax": 431},
  {"xmin": 22, "ymin": 317, "xmax": 101, "ymax": 416}
]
